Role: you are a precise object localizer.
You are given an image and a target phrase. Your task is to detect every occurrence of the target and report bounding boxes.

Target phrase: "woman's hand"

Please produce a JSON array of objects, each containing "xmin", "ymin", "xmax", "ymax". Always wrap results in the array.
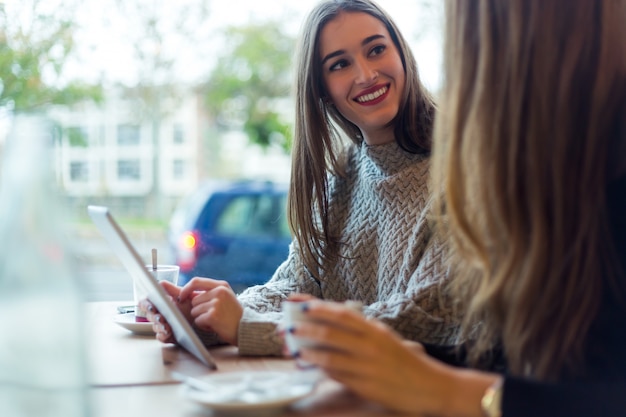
[
  {"xmin": 141, "ymin": 280, "xmax": 191, "ymax": 343},
  {"xmin": 289, "ymin": 300, "xmax": 466, "ymax": 416},
  {"xmin": 178, "ymin": 277, "xmax": 244, "ymax": 345}
]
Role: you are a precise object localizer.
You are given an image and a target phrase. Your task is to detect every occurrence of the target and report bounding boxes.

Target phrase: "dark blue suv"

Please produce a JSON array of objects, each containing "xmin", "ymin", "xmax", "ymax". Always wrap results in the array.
[{"xmin": 168, "ymin": 180, "xmax": 291, "ymax": 292}]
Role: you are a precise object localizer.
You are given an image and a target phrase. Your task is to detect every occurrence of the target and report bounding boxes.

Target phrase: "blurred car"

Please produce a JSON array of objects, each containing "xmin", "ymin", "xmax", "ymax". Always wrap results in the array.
[{"xmin": 168, "ymin": 180, "xmax": 292, "ymax": 292}]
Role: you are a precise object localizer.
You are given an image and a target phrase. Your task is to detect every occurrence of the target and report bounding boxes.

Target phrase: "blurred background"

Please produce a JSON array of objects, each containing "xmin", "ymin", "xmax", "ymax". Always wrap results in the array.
[{"xmin": 0, "ymin": 0, "xmax": 443, "ymax": 301}]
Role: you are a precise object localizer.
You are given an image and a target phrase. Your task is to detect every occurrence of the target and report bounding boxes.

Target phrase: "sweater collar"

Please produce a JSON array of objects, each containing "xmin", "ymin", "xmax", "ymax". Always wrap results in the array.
[{"xmin": 361, "ymin": 140, "xmax": 427, "ymax": 176}]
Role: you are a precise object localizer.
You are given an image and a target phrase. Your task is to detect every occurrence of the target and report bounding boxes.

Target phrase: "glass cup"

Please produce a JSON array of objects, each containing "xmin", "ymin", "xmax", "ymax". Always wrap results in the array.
[{"xmin": 133, "ymin": 264, "xmax": 180, "ymax": 321}]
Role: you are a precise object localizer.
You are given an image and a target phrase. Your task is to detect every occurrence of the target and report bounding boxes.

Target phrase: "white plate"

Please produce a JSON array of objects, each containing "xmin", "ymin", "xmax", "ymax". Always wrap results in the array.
[
  {"xmin": 180, "ymin": 370, "xmax": 318, "ymax": 416},
  {"xmin": 113, "ymin": 312, "xmax": 155, "ymax": 335}
]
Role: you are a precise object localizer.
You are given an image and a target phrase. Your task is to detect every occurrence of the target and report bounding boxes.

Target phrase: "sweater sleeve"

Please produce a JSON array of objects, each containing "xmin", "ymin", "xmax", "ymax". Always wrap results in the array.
[
  {"xmin": 234, "ymin": 240, "xmax": 322, "ymax": 356},
  {"xmin": 363, "ymin": 231, "xmax": 461, "ymax": 345}
]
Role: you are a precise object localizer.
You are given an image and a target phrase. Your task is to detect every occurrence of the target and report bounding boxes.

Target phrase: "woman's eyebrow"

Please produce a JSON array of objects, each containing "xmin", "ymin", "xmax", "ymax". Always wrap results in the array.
[{"xmin": 321, "ymin": 33, "xmax": 386, "ymax": 65}]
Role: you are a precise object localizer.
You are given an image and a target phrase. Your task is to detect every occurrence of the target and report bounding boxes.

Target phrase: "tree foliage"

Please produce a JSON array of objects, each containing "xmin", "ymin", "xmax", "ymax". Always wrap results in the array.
[
  {"xmin": 201, "ymin": 22, "xmax": 295, "ymax": 152},
  {"xmin": 0, "ymin": 0, "xmax": 102, "ymax": 112},
  {"xmin": 112, "ymin": 0, "xmax": 211, "ymax": 119}
]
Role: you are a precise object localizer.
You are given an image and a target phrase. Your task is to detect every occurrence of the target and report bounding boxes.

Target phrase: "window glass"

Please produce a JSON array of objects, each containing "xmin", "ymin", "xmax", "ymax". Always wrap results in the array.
[
  {"xmin": 66, "ymin": 126, "xmax": 89, "ymax": 147},
  {"xmin": 70, "ymin": 161, "xmax": 89, "ymax": 182},
  {"xmin": 248, "ymin": 195, "xmax": 277, "ymax": 236},
  {"xmin": 216, "ymin": 196, "xmax": 257, "ymax": 236},
  {"xmin": 0, "ymin": 0, "xmax": 442, "ymax": 300},
  {"xmin": 117, "ymin": 124, "xmax": 140, "ymax": 146},
  {"xmin": 173, "ymin": 159, "xmax": 185, "ymax": 180},
  {"xmin": 117, "ymin": 159, "xmax": 141, "ymax": 181},
  {"xmin": 173, "ymin": 124, "xmax": 185, "ymax": 144},
  {"xmin": 215, "ymin": 195, "xmax": 278, "ymax": 237},
  {"xmin": 277, "ymin": 195, "xmax": 291, "ymax": 238}
]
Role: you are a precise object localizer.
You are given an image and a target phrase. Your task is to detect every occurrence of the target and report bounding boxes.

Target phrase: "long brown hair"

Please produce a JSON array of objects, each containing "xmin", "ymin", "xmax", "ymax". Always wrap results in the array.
[
  {"xmin": 433, "ymin": 0, "xmax": 626, "ymax": 379},
  {"xmin": 289, "ymin": 0, "xmax": 436, "ymax": 279}
]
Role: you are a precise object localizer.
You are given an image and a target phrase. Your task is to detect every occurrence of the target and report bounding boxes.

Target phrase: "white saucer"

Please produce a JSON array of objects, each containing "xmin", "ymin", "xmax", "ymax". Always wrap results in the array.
[
  {"xmin": 180, "ymin": 370, "xmax": 318, "ymax": 416},
  {"xmin": 113, "ymin": 313, "xmax": 155, "ymax": 335}
]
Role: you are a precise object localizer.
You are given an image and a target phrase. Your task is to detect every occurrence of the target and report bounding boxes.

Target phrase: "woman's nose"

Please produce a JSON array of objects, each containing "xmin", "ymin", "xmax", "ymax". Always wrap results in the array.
[{"xmin": 353, "ymin": 58, "xmax": 378, "ymax": 84}]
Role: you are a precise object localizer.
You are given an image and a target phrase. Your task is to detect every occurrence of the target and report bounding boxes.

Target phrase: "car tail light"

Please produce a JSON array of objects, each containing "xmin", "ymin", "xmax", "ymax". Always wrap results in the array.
[{"xmin": 178, "ymin": 231, "xmax": 198, "ymax": 273}]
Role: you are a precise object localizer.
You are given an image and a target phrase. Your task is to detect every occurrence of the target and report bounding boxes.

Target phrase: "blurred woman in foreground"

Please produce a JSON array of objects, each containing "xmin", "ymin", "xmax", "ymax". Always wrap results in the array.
[{"xmin": 288, "ymin": 1, "xmax": 626, "ymax": 415}]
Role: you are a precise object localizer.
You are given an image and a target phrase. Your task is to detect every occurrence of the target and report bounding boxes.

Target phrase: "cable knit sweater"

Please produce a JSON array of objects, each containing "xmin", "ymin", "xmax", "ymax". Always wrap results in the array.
[{"xmin": 197, "ymin": 140, "xmax": 461, "ymax": 355}]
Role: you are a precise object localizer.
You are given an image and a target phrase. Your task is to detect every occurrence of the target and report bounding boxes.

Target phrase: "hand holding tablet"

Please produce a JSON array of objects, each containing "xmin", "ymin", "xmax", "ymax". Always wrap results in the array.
[{"xmin": 87, "ymin": 205, "xmax": 217, "ymax": 369}]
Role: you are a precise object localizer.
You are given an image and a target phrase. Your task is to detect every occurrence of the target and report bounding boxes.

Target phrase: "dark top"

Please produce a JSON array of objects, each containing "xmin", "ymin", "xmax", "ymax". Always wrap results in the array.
[{"xmin": 425, "ymin": 175, "xmax": 626, "ymax": 417}]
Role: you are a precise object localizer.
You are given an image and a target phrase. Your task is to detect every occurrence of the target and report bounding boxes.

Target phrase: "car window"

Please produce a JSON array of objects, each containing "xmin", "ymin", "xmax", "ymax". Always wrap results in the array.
[
  {"xmin": 216, "ymin": 195, "xmax": 277, "ymax": 237},
  {"xmin": 277, "ymin": 194, "xmax": 291, "ymax": 238}
]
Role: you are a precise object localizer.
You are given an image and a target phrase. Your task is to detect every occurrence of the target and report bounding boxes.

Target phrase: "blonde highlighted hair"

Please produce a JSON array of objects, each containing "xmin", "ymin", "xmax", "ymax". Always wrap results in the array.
[{"xmin": 433, "ymin": 0, "xmax": 626, "ymax": 379}]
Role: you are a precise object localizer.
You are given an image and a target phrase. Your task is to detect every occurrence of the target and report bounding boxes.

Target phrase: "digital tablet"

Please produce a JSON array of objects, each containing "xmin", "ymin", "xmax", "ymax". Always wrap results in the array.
[{"xmin": 87, "ymin": 205, "xmax": 217, "ymax": 369}]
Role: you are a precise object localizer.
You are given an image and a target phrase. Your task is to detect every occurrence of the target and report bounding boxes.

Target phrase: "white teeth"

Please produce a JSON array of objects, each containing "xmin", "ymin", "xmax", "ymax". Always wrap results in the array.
[{"xmin": 356, "ymin": 86, "xmax": 388, "ymax": 103}]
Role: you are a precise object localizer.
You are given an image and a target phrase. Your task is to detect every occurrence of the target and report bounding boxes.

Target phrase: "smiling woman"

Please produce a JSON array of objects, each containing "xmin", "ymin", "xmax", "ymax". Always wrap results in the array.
[
  {"xmin": 0, "ymin": 0, "xmax": 443, "ymax": 304},
  {"xmin": 144, "ymin": 0, "xmax": 461, "ymax": 363}
]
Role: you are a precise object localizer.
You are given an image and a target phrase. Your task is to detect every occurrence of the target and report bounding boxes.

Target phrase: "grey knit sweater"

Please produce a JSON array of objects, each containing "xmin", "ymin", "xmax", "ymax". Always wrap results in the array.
[{"xmin": 198, "ymin": 140, "xmax": 461, "ymax": 355}]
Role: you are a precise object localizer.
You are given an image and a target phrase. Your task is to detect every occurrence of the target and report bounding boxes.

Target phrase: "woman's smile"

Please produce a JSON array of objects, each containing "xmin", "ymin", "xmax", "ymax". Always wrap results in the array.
[
  {"xmin": 320, "ymin": 11, "xmax": 405, "ymax": 145},
  {"xmin": 354, "ymin": 84, "xmax": 390, "ymax": 105}
]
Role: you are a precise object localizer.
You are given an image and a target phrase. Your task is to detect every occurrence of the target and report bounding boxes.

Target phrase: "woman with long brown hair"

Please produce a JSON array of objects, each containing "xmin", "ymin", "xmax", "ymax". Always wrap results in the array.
[
  {"xmin": 288, "ymin": 0, "xmax": 626, "ymax": 415},
  {"xmin": 145, "ymin": 0, "xmax": 461, "ymax": 357}
]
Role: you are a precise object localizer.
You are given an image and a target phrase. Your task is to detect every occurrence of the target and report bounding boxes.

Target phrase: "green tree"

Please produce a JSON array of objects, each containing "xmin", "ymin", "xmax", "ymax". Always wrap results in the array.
[
  {"xmin": 0, "ymin": 0, "xmax": 102, "ymax": 112},
  {"xmin": 201, "ymin": 22, "xmax": 295, "ymax": 152}
]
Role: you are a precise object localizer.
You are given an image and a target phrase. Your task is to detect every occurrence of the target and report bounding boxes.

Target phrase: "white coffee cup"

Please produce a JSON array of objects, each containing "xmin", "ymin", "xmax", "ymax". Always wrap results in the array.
[
  {"xmin": 134, "ymin": 264, "xmax": 180, "ymax": 319},
  {"xmin": 281, "ymin": 300, "xmax": 363, "ymax": 358}
]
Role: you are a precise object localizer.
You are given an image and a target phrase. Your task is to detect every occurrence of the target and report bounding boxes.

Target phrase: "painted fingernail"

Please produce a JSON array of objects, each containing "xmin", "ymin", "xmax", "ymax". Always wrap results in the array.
[
  {"xmin": 300, "ymin": 303, "xmax": 309, "ymax": 313},
  {"xmin": 288, "ymin": 326, "xmax": 296, "ymax": 334},
  {"xmin": 292, "ymin": 350, "xmax": 301, "ymax": 358}
]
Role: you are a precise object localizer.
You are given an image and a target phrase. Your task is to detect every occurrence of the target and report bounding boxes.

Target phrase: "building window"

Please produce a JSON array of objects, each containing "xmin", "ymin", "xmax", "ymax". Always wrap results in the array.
[
  {"xmin": 66, "ymin": 126, "xmax": 89, "ymax": 147},
  {"xmin": 117, "ymin": 159, "xmax": 140, "ymax": 180},
  {"xmin": 70, "ymin": 161, "xmax": 89, "ymax": 182},
  {"xmin": 173, "ymin": 159, "xmax": 185, "ymax": 179},
  {"xmin": 97, "ymin": 125, "xmax": 105, "ymax": 146},
  {"xmin": 117, "ymin": 124, "xmax": 140, "ymax": 145},
  {"xmin": 173, "ymin": 124, "xmax": 185, "ymax": 144}
]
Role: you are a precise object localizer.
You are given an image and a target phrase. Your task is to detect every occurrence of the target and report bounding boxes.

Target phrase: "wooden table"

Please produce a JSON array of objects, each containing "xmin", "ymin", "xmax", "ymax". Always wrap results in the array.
[{"xmin": 85, "ymin": 301, "xmax": 404, "ymax": 417}]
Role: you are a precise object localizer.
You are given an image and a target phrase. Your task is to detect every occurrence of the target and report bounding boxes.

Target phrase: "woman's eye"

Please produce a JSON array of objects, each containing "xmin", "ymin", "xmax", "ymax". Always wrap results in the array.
[
  {"xmin": 329, "ymin": 59, "xmax": 349, "ymax": 71},
  {"xmin": 369, "ymin": 45, "xmax": 386, "ymax": 57}
]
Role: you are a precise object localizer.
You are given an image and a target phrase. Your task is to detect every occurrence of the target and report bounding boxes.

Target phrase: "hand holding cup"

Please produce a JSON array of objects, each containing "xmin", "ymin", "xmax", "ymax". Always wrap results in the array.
[{"xmin": 281, "ymin": 299, "xmax": 363, "ymax": 360}]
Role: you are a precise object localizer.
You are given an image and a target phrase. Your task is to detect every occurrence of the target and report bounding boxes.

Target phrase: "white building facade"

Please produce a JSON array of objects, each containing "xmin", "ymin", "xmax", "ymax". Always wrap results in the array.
[{"xmin": 48, "ymin": 90, "xmax": 208, "ymax": 219}]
